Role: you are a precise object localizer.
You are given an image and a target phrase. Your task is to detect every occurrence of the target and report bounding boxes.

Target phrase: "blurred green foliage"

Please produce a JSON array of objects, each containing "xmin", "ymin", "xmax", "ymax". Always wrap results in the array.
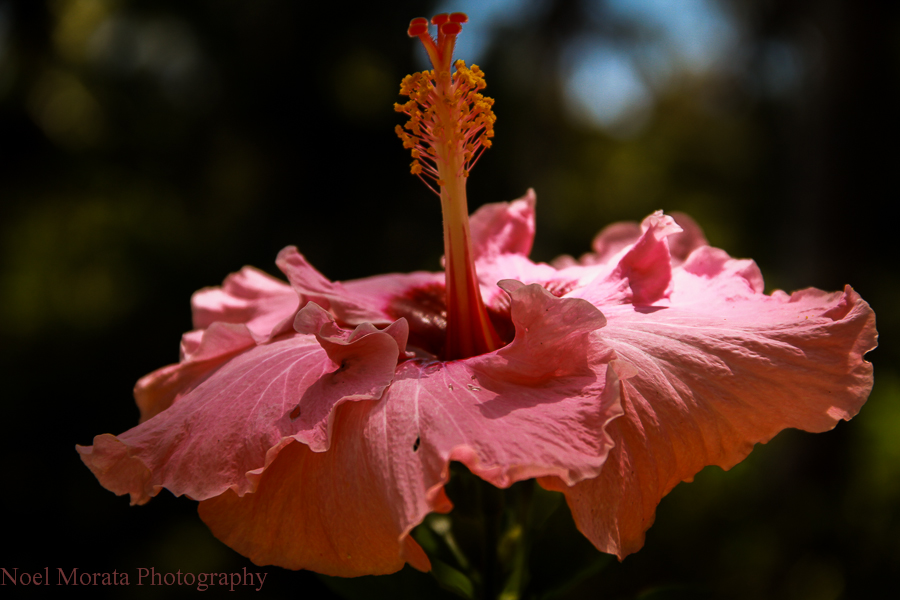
[{"xmin": 1, "ymin": 0, "xmax": 896, "ymax": 598}]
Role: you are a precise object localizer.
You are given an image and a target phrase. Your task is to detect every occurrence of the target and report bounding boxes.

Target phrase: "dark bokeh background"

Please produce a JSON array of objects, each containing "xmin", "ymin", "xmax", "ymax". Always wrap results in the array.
[{"xmin": 1, "ymin": 0, "xmax": 897, "ymax": 598}]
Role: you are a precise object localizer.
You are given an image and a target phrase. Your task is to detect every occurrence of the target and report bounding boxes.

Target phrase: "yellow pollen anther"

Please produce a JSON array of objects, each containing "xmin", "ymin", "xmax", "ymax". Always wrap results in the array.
[{"xmin": 394, "ymin": 23, "xmax": 495, "ymax": 194}]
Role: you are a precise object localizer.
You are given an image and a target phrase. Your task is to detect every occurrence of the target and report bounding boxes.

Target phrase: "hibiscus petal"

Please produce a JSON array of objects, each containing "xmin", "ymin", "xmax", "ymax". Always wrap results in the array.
[
  {"xmin": 276, "ymin": 246, "xmax": 391, "ymax": 325},
  {"xmin": 618, "ymin": 212, "xmax": 680, "ymax": 305},
  {"xmin": 667, "ymin": 211, "xmax": 708, "ymax": 264},
  {"xmin": 136, "ymin": 267, "xmax": 301, "ymax": 422},
  {"xmin": 136, "ymin": 322, "xmax": 256, "ymax": 422},
  {"xmin": 568, "ymin": 211, "xmax": 680, "ymax": 307},
  {"xmin": 199, "ymin": 280, "xmax": 624, "ymax": 576},
  {"xmin": 198, "ymin": 414, "xmax": 433, "ymax": 577},
  {"xmin": 675, "ymin": 245, "xmax": 765, "ymax": 300},
  {"xmin": 343, "ymin": 271, "xmax": 445, "ymax": 330},
  {"xmin": 589, "ymin": 221, "xmax": 643, "ymax": 265},
  {"xmin": 586, "ymin": 211, "xmax": 707, "ymax": 267},
  {"xmin": 77, "ymin": 307, "xmax": 401, "ymax": 505},
  {"xmin": 192, "ymin": 266, "xmax": 299, "ymax": 343},
  {"xmin": 466, "ymin": 191, "xmax": 559, "ymax": 302},
  {"xmin": 549, "ymin": 250, "xmax": 877, "ymax": 559},
  {"xmin": 469, "ymin": 188, "xmax": 536, "ymax": 260}
]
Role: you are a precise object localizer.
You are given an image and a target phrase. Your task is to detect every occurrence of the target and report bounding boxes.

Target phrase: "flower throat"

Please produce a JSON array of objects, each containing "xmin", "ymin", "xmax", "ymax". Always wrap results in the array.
[{"xmin": 395, "ymin": 13, "xmax": 502, "ymax": 360}]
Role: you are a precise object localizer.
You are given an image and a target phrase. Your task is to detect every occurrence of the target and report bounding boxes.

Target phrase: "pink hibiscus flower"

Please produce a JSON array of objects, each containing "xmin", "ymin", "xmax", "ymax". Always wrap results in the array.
[{"xmin": 77, "ymin": 13, "xmax": 876, "ymax": 578}]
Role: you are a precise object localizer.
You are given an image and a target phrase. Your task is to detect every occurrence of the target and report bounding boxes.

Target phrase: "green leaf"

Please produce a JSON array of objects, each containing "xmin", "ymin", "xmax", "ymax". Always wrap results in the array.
[{"xmin": 430, "ymin": 557, "xmax": 478, "ymax": 599}]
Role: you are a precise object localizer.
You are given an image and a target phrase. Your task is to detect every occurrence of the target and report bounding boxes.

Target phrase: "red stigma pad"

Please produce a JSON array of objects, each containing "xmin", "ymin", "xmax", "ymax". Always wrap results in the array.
[
  {"xmin": 449, "ymin": 13, "xmax": 468, "ymax": 23},
  {"xmin": 441, "ymin": 22, "xmax": 463, "ymax": 36},
  {"xmin": 408, "ymin": 22, "xmax": 429, "ymax": 37},
  {"xmin": 431, "ymin": 13, "xmax": 450, "ymax": 25}
]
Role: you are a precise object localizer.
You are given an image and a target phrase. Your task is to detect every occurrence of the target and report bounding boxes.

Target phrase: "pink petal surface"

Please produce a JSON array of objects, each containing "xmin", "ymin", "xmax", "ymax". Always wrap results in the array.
[
  {"xmin": 277, "ymin": 246, "xmax": 394, "ymax": 325},
  {"xmin": 197, "ymin": 281, "xmax": 623, "ymax": 575},
  {"xmin": 464, "ymin": 194, "xmax": 875, "ymax": 560},
  {"xmin": 199, "ymin": 420, "xmax": 435, "ymax": 577},
  {"xmin": 469, "ymin": 188, "xmax": 536, "ymax": 261},
  {"xmin": 191, "ymin": 266, "xmax": 299, "ymax": 343},
  {"xmin": 665, "ymin": 211, "xmax": 708, "ymax": 264},
  {"xmin": 135, "ymin": 323, "xmax": 255, "ymax": 422},
  {"xmin": 469, "ymin": 192, "xmax": 585, "ymax": 307},
  {"xmin": 78, "ymin": 305, "xmax": 402, "ymax": 505},
  {"xmin": 545, "ymin": 250, "xmax": 877, "ymax": 559},
  {"xmin": 568, "ymin": 211, "xmax": 680, "ymax": 307},
  {"xmin": 343, "ymin": 270, "xmax": 446, "ymax": 337},
  {"xmin": 136, "ymin": 267, "xmax": 300, "ymax": 422},
  {"xmin": 589, "ymin": 221, "xmax": 643, "ymax": 264}
]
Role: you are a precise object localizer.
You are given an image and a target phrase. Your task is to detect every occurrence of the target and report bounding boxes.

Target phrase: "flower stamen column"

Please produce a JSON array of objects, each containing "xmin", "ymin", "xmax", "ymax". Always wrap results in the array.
[{"xmin": 396, "ymin": 13, "xmax": 502, "ymax": 359}]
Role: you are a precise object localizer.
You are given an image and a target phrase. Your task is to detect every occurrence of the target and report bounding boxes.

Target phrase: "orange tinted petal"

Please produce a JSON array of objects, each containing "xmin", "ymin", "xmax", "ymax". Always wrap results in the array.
[
  {"xmin": 199, "ymin": 409, "xmax": 432, "ymax": 576},
  {"xmin": 547, "ymin": 281, "xmax": 876, "ymax": 559}
]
